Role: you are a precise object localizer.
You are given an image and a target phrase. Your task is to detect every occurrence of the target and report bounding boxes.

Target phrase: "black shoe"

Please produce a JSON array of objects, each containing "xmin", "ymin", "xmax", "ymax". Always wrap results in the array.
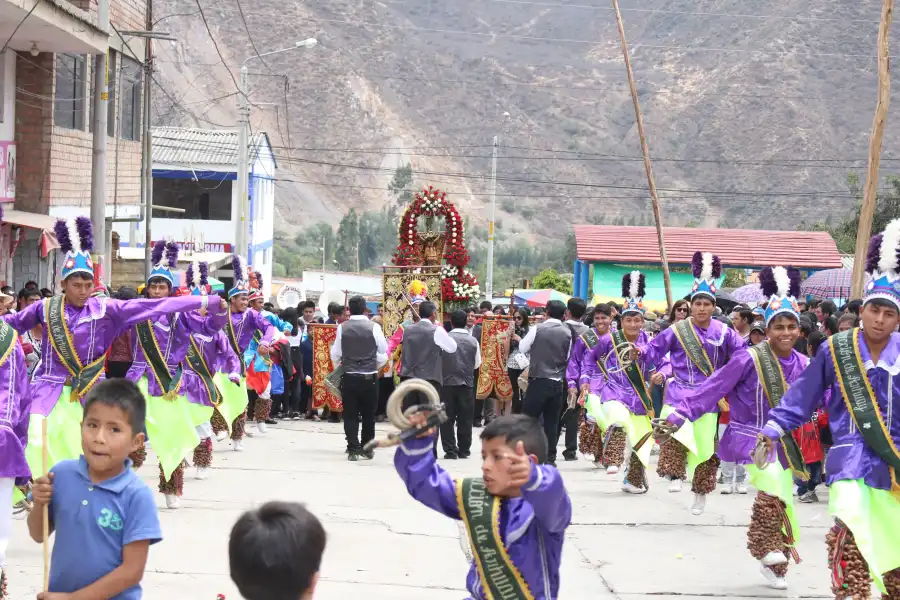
[
  {"xmin": 444, "ymin": 452, "xmax": 459, "ymax": 460},
  {"xmin": 547, "ymin": 459, "xmax": 557, "ymax": 467},
  {"xmin": 563, "ymin": 453, "xmax": 578, "ymax": 462},
  {"xmin": 473, "ymin": 421, "xmax": 483, "ymax": 428},
  {"xmin": 328, "ymin": 415, "xmax": 341, "ymax": 423},
  {"xmin": 459, "ymin": 452, "xmax": 471, "ymax": 459},
  {"xmin": 265, "ymin": 418, "xmax": 277, "ymax": 425},
  {"xmin": 348, "ymin": 452, "xmax": 359, "ymax": 462},
  {"xmin": 375, "ymin": 414, "xmax": 386, "ymax": 423},
  {"xmin": 362, "ymin": 449, "xmax": 375, "ymax": 460}
]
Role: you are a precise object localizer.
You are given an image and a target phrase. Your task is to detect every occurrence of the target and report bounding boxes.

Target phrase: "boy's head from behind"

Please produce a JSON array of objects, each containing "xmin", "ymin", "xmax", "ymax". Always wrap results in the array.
[
  {"xmin": 480, "ymin": 415, "xmax": 548, "ymax": 496},
  {"xmin": 81, "ymin": 379, "xmax": 146, "ymax": 475},
  {"xmin": 230, "ymin": 501, "xmax": 326, "ymax": 600}
]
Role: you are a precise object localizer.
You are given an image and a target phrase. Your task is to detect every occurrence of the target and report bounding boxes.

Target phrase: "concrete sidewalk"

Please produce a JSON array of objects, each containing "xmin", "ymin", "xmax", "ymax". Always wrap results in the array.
[{"xmin": 7, "ymin": 420, "xmax": 836, "ymax": 599}]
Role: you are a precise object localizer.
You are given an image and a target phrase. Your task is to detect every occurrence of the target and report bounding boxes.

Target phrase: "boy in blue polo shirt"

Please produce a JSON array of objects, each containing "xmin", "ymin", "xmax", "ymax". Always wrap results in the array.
[{"xmin": 28, "ymin": 379, "xmax": 162, "ymax": 599}]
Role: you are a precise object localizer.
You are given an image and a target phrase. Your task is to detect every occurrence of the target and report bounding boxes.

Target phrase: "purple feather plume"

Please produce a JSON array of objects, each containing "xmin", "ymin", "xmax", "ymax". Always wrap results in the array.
[
  {"xmin": 254, "ymin": 271, "xmax": 263, "ymax": 290},
  {"xmin": 787, "ymin": 267, "xmax": 802, "ymax": 299},
  {"xmin": 54, "ymin": 219, "xmax": 73, "ymax": 254},
  {"xmin": 185, "ymin": 263, "xmax": 194, "ymax": 287},
  {"xmin": 866, "ymin": 233, "xmax": 883, "ymax": 273},
  {"xmin": 759, "ymin": 267, "xmax": 776, "ymax": 298},
  {"xmin": 711, "ymin": 254, "xmax": 722, "ymax": 279},
  {"xmin": 637, "ymin": 273, "xmax": 646, "ymax": 298},
  {"xmin": 199, "ymin": 262, "xmax": 209, "ymax": 286},
  {"xmin": 151, "ymin": 240, "xmax": 166, "ymax": 267},
  {"xmin": 691, "ymin": 251, "xmax": 703, "ymax": 278},
  {"xmin": 620, "ymin": 273, "xmax": 631, "ymax": 297},
  {"xmin": 74, "ymin": 216, "xmax": 93, "ymax": 253},
  {"xmin": 165, "ymin": 241, "xmax": 179, "ymax": 269},
  {"xmin": 232, "ymin": 255, "xmax": 246, "ymax": 283}
]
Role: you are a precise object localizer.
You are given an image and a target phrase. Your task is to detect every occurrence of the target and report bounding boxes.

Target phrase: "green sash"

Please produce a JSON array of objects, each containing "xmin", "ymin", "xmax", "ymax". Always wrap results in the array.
[
  {"xmin": 253, "ymin": 330, "xmax": 262, "ymax": 344},
  {"xmin": 672, "ymin": 318, "xmax": 713, "ymax": 376},
  {"xmin": 456, "ymin": 478, "xmax": 535, "ymax": 600},
  {"xmin": 612, "ymin": 329, "xmax": 654, "ymax": 417},
  {"xmin": 225, "ymin": 310, "xmax": 246, "ymax": 375},
  {"xmin": 830, "ymin": 329, "xmax": 900, "ymax": 494},
  {"xmin": 580, "ymin": 328, "xmax": 599, "ymax": 351},
  {"xmin": 0, "ymin": 320, "xmax": 19, "ymax": 367},
  {"xmin": 45, "ymin": 296, "xmax": 106, "ymax": 400},
  {"xmin": 136, "ymin": 320, "xmax": 183, "ymax": 400},
  {"xmin": 186, "ymin": 337, "xmax": 222, "ymax": 407},
  {"xmin": 749, "ymin": 341, "xmax": 809, "ymax": 481}
]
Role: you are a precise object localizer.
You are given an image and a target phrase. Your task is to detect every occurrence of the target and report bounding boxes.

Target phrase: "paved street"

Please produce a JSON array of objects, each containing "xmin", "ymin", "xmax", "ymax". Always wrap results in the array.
[{"xmin": 7, "ymin": 420, "xmax": 837, "ymax": 599}]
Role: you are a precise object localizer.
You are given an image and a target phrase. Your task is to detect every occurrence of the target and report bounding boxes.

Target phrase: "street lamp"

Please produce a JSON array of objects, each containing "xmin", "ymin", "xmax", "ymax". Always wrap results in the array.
[
  {"xmin": 235, "ymin": 38, "xmax": 318, "ymax": 262},
  {"xmin": 485, "ymin": 111, "xmax": 511, "ymax": 300}
]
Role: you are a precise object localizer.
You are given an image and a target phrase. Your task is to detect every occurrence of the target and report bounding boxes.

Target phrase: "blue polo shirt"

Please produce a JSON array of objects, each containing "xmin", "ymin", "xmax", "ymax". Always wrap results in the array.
[{"xmin": 48, "ymin": 457, "xmax": 162, "ymax": 598}]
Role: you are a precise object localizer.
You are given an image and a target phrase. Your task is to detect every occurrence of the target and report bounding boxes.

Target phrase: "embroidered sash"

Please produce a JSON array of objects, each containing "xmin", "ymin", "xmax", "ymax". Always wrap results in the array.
[
  {"xmin": 45, "ymin": 296, "xmax": 106, "ymax": 400},
  {"xmin": 456, "ymin": 478, "xmax": 535, "ymax": 600},
  {"xmin": 225, "ymin": 310, "xmax": 245, "ymax": 375},
  {"xmin": 830, "ymin": 329, "xmax": 900, "ymax": 494},
  {"xmin": 186, "ymin": 337, "xmax": 222, "ymax": 406},
  {"xmin": 580, "ymin": 328, "xmax": 599, "ymax": 351},
  {"xmin": 136, "ymin": 320, "xmax": 183, "ymax": 400},
  {"xmin": 612, "ymin": 329, "xmax": 654, "ymax": 417},
  {"xmin": 672, "ymin": 318, "xmax": 713, "ymax": 377},
  {"xmin": 749, "ymin": 341, "xmax": 809, "ymax": 480},
  {"xmin": 0, "ymin": 320, "xmax": 19, "ymax": 368}
]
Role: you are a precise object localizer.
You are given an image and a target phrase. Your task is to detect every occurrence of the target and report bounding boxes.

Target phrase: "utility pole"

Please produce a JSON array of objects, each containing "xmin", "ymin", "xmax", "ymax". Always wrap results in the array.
[
  {"xmin": 851, "ymin": 0, "xmax": 894, "ymax": 298},
  {"xmin": 142, "ymin": 0, "xmax": 154, "ymax": 280},
  {"xmin": 236, "ymin": 66, "xmax": 250, "ymax": 262},
  {"xmin": 89, "ymin": 0, "xmax": 110, "ymax": 287},
  {"xmin": 485, "ymin": 135, "xmax": 498, "ymax": 300},
  {"xmin": 612, "ymin": 0, "xmax": 674, "ymax": 310},
  {"xmin": 321, "ymin": 235, "xmax": 326, "ymax": 292}
]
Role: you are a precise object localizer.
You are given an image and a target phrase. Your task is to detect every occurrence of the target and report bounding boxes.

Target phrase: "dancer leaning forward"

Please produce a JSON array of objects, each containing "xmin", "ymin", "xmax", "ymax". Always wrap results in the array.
[
  {"xmin": 659, "ymin": 266, "xmax": 808, "ymax": 590},
  {"xmin": 760, "ymin": 220, "xmax": 900, "ymax": 600},
  {"xmin": 572, "ymin": 304, "xmax": 612, "ymax": 467},
  {"xmin": 583, "ymin": 271, "xmax": 656, "ymax": 492},
  {"xmin": 636, "ymin": 251, "xmax": 745, "ymax": 515}
]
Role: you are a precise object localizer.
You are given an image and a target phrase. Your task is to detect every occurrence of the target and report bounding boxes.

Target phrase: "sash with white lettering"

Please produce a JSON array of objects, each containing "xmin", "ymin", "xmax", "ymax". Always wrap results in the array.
[
  {"xmin": 829, "ymin": 328, "xmax": 900, "ymax": 493},
  {"xmin": 612, "ymin": 329, "xmax": 654, "ymax": 417},
  {"xmin": 672, "ymin": 318, "xmax": 713, "ymax": 377},
  {"xmin": 45, "ymin": 296, "xmax": 106, "ymax": 400},
  {"xmin": 456, "ymin": 478, "xmax": 535, "ymax": 600},
  {"xmin": 186, "ymin": 337, "xmax": 222, "ymax": 406},
  {"xmin": 225, "ymin": 310, "xmax": 246, "ymax": 376},
  {"xmin": 749, "ymin": 341, "xmax": 809, "ymax": 481},
  {"xmin": 136, "ymin": 320, "xmax": 183, "ymax": 400},
  {"xmin": 582, "ymin": 329, "xmax": 609, "ymax": 378},
  {"xmin": 0, "ymin": 320, "xmax": 19, "ymax": 369}
]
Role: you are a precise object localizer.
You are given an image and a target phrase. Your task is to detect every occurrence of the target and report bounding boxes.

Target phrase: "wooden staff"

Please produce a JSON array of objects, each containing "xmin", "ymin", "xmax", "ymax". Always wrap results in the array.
[
  {"xmin": 41, "ymin": 418, "xmax": 50, "ymax": 592},
  {"xmin": 851, "ymin": 0, "xmax": 894, "ymax": 298},
  {"xmin": 611, "ymin": 0, "xmax": 674, "ymax": 310}
]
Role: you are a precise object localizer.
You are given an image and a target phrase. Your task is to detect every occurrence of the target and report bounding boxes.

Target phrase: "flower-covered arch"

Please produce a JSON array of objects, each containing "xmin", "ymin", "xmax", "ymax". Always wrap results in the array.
[{"xmin": 392, "ymin": 186, "xmax": 480, "ymax": 303}]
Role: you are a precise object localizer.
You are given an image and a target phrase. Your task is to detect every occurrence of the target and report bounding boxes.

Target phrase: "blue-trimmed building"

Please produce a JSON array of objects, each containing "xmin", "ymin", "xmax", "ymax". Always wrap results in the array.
[{"xmin": 112, "ymin": 126, "xmax": 277, "ymax": 298}]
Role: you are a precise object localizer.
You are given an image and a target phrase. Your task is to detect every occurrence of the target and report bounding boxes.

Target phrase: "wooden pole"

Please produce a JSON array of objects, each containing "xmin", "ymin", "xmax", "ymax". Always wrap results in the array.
[
  {"xmin": 851, "ymin": 0, "xmax": 894, "ymax": 299},
  {"xmin": 612, "ymin": 0, "xmax": 674, "ymax": 310},
  {"xmin": 41, "ymin": 419, "xmax": 50, "ymax": 592}
]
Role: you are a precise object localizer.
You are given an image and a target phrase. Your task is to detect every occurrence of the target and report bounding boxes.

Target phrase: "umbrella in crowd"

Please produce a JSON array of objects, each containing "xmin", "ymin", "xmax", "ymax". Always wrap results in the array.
[
  {"xmin": 681, "ymin": 290, "xmax": 740, "ymax": 312},
  {"xmin": 731, "ymin": 282, "xmax": 766, "ymax": 304},
  {"xmin": 800, "ymin": 268, "xmax": 852, "ymax": 301},
  {"xmin": 513, "ymin": 288, "xmax": 572, "ymax": 308}
]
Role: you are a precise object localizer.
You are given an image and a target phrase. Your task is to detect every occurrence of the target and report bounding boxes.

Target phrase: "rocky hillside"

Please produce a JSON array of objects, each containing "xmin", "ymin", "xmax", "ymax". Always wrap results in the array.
[{"xmin": 150, "ymin": 0, "xmax": 898, "ymax": 237}]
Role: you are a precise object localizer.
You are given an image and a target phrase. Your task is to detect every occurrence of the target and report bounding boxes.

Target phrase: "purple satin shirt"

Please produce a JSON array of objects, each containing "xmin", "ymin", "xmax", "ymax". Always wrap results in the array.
[
  {"xmin": 3, "ymin": 296, "xmax": 209, "ymax": 416},
  {"xmin": 125, "ymin": 309, "xmax": 228, "ymax": 396},
  {"xmin": 637, "ymin": 318, "xmax": 745, "ymax": 408},
  {"xmin": 583, "ymin": 330, "xmax": 653, "ymax": 414},
  {"xmin": 182, "ymin": 330, "xmax": 242, "ymax": 407},
  {"xmin": 0, "ymin": 337, "xmax": 32, "ymax": 480},
  {"xmin": 762, "ymin": 330, "xmax": 900, "ymax": 491},
  {"xmin": 230, "ymin": 309, "xmax": 276, "ymax": 354},
  {"xmin": 395, "ymin": 435, "xmax": 571, "ymax": 599},
  {"xmin": 669, "ymin": 347, "xmax": 808, "ymax": 466}
]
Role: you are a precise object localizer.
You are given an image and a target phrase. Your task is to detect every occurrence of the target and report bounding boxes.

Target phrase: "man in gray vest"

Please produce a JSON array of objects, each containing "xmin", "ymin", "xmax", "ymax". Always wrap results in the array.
[
  {"xmin": 400, "ymin": 301, "xmax": 457, "ymax": 402},
  {"xmin": 331, "ymin": 295, "xmax": 388, "ymax": 461},
  {"xmin": 519, "ymin": 299, "xmax": 573, "ymax": 465},
  {"xmin": 440, "ymin": 310, "xmax": 481, "ymax": 459},
  {"xmin": 560, "ymin": 298, "xmax": 588, "ymax": 461}
]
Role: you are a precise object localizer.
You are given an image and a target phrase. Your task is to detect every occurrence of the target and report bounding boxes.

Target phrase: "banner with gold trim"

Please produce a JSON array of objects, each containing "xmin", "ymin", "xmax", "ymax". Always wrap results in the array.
[
  {"xmin": 310, "ymin": 324, "xmax": 342, "ymax": 411},
  {"xmin": 477, "ymin": 315, "xmax": 513, "ymax": 401},
  {"xmin": 381, "ymin": 266, "xmax": 442, "ymax": 340}
]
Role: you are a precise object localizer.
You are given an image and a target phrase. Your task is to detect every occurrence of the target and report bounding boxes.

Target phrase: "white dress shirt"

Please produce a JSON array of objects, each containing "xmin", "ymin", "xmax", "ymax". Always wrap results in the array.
[
  {"xmin": 432, "ymin": 320, "xmax": 458, "ymax": 354},
  {"xmin": 517, "ymin": 318, "xmax": 573, "ymax": 380},
  {"xmin": 330, "ymin": 315, "xmax": 388, "ymax": 372},
  {"xmin": 450, "ymin": 328, "xmax": 482, "ymax": 369}
]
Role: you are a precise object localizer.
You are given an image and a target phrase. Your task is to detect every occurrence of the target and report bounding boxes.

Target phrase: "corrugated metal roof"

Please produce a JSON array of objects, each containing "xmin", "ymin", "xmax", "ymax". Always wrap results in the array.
[
  {"xmin": 575, "ymin": 225, "xmax": 842, "ymax": 269},
  {"xmin": 151, "ymin": 127, "xmax": 276, "ymax": 169}
]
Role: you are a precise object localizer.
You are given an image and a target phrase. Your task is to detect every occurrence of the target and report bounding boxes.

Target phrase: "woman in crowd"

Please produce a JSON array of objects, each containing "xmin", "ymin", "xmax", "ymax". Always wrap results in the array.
[{"xmin": 506, "ymin": 307, "xmax": 531, "ymax": 415}]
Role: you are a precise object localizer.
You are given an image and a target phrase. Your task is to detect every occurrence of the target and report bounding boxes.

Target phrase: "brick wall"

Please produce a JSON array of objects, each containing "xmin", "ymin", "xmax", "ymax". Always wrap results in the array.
[
  {"xmin": 110, "ymin": 0, "xmax": 146, "ymax": 33},
  {"xmin": 14, "ymin": 53, "xmax": 54, "ymax": 215}
]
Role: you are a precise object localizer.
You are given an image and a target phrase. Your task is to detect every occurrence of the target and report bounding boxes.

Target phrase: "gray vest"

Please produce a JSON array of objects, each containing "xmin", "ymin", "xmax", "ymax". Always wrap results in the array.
[
  {"xmin": 567, "ymin": 322, "xmax": 588, "ymax": 356},
  {"xmin": 528, "ymin": 321, "xmax": 572, "ymax": 380},
  {"xmin": 443, "ymin": 331, "xmax": 478, "ymax": 387},
  {"xmin": 340, "ymin": 318, "xmax": 378, "ymax": 373},
  {"xmin": 400, "ymin": 320, "xmax": 442, "ymax": 382}
]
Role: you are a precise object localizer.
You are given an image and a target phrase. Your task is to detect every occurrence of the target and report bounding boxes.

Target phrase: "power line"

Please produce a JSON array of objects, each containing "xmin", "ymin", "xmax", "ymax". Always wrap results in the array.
[{"xmin": 233, "ymin": 0, "xmax": 271, "ymax": 72}]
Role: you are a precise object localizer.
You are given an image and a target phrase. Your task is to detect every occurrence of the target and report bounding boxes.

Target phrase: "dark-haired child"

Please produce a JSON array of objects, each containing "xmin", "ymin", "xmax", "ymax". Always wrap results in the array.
[
  {"xmin": 395, "ymin": 414, "xmax": 572, "ymax": 599},
  {"xmin": 229, "ymin": 501, "xmax": 326, "ymax": 600},
  {"xmin": 28, "ymin": 379, "xmax": 162, "ymax": 600}
]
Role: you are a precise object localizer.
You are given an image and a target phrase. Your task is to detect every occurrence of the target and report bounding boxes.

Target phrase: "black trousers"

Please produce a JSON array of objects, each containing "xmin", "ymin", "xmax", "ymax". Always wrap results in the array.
[
  {"xmin": 400, "ymin": 377, "xmax": 442, "ymax": 457},
  {"xmin": 341, "ymin": 373, "xmax": 379, "ymax": 453},
  {"xmin": 522, "ymin": 378, "xmax": 565, "ymax": 462},
  {"xmin": 558, "ymin": 394, "xmax": 578, "ymax": 458},
  {"xmin": 247, "ymin": 389, "xmax": 259, "ymax": 419},
  {"xmin": 440, "ymin": 384, "xmax": 474, "ymax": 456},
  {"xmin": 106, "ymin": 361, "xmax": 131, "ymax": 379},
  {"xmin": 287, "ymin": 374, "xmax": 303, "ymax": 413},
  {"xmin": 377, "ymin": 376, "xmax": 394, "ymax": 417},
  {"xmin": 508, "ymin": 368, "xmax": 525, "ymax": 414}
]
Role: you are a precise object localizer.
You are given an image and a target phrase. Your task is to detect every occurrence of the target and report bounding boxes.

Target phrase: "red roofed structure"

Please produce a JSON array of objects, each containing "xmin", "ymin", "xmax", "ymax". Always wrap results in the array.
[{"xmin": 572, "ymin": 224, "xmax": 842, "ymax": 300}]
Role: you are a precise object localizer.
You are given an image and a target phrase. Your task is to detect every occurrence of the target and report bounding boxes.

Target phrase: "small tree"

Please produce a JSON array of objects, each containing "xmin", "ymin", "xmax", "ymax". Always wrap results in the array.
[
  {"xmin": 533, "ymin": 268, "xmax": 573, "ymax": 294},
  {"xmin": 388, "ymin": 164, "xmax": 414, "ymax": 207}
]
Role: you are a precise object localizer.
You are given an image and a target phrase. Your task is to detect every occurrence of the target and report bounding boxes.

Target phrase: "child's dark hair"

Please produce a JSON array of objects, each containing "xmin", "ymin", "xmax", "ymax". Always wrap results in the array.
[
  {"xmin": 481, "ymin": 415, "xmax": 548, "ymax": 464},
  {"xmin": 229, "ymin": 501, "xmax": 327, "ymax": 600},
  {"xmin": 807, "ymin": 330, "xmax": 827, "ymax": 357},
  {"xmin": 82, "ymin": 379, "xmax": 145, "ymax": 434}
]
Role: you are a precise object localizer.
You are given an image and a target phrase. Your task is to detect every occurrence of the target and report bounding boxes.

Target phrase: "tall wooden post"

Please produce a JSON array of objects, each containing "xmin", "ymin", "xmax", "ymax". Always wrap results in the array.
[
  {"xmin": 851, "ymin": 0, "xmax": 894, "ymax": 298},
  {"xmin": 611, "ymin": 0, "xmax": 673, "ymax": 309}
]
